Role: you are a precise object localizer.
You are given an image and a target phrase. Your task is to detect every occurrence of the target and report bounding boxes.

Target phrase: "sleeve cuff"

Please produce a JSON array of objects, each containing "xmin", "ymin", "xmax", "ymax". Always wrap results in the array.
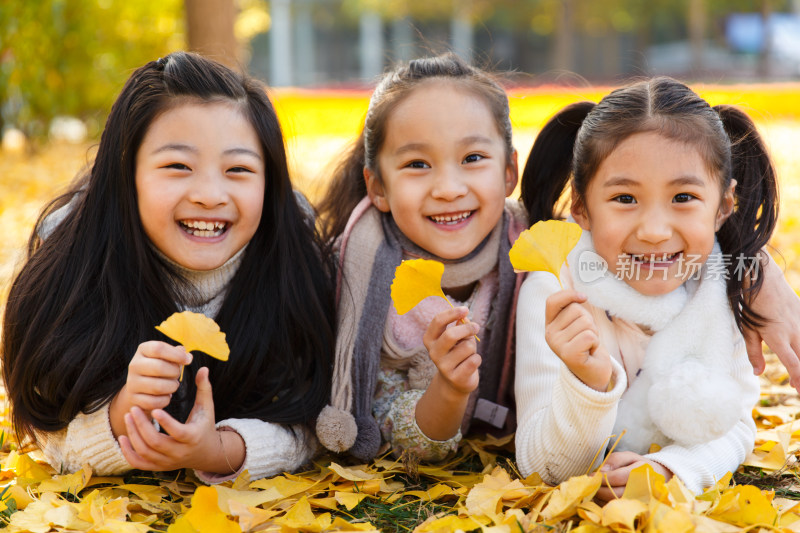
[
  {"xmin": 194, "ymin": 419, "xmax": 316, "ymax": 484},
  {"xmin": 385, "ymin": 390, "xmax": 460, "ymax": 462}
]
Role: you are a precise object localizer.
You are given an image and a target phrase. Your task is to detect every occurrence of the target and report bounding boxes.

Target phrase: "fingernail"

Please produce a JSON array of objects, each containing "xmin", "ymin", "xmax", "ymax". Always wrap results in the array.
[{"xmin": 600, "ymin": 464, "xmax": 611, "ymax": 472}]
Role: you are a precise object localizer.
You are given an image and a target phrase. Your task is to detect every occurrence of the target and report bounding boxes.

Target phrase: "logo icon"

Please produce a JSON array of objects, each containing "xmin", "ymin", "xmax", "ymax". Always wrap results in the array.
[{"xmin": 576, "ymin": 250, "xmax": 608, "ymax": 283}]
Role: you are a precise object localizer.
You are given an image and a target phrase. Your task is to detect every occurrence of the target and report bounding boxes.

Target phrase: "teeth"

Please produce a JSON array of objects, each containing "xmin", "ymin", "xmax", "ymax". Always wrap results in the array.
[
  {"xmin": 180, "ymin": 220, "xmax": 227, "ymax": 237},
  {"xmin": 630, "ymin": 253, "xmax": 678, "ymax": 262},
  {"xmin": 430, "ymin": 211, "xmax": 471, "ymax": 224}
]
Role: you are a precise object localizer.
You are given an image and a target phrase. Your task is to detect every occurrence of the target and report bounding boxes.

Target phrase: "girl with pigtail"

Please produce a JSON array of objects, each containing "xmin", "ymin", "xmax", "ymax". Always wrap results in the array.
[
  {"xmin": 514, "ymin": 77, "xmax": 781, "ymax": 497},
  {"xmin": 314, "ymin": 53, "xmax": 528, "ymax": 462}
]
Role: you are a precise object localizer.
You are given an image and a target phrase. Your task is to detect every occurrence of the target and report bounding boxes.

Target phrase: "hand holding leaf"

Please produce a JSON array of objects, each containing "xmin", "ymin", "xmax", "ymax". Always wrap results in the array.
[
  {"xmin": 509, "ymin": 220, "xmax": 582, "ymax": 286},
  {"xmin": 391, "ymin": 259, "xmax": 479, "ymax": 341},
  {"xmin": 156, "ymin": 311, "xmax": 230, "ymax": 380}
]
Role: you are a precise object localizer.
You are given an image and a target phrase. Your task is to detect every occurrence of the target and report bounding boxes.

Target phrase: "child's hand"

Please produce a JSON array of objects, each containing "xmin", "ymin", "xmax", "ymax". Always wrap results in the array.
[
  {"xmin": 545, "ymin": 290, "xmax": 612, "ymax": 391},
  {"xmin": 110, "ymin": 341, "xmax": 192, "ymax": 438},
  {"xmin": 118, "ymin": 367, "xmax": 244, "ymax": 473},
  {"xmin": 595, "ymin": 451, "xmax": 673, "ymax": 502},
  {"xmin": 423, "ymin": 306, "xmax": 481, "ymax": 396}
]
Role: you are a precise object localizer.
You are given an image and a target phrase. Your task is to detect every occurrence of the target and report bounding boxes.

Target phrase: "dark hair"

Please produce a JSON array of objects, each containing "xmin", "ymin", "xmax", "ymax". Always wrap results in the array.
[
  {"xmin": 2, "ymin": 51, "xmax": 335, "ymax": 442},
  {"xmin": 521, "ymin": 76, "xmax": 778, "ymax": 331},
  {"xmin": 317, "ymin": 52, "xmax": 513, "ymax": 241}
]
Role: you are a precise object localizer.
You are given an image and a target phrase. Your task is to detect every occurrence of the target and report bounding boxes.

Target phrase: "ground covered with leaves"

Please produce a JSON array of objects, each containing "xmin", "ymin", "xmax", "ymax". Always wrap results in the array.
[{"xmin": 2, "ymin": 86, "xmax": 800, "ymax": 531}]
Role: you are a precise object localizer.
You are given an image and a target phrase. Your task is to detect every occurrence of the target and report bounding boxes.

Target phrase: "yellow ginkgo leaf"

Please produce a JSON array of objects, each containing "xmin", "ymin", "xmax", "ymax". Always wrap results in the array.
[
  {"xmin": 391, "ymin": 258, "xmax": 449, "ymax": 315},
  {"xmin": 509, "ymin": 220, "xmax": 583, "ymax": 283},
  {"xmin": 156, "ymin": 311, "xmax": 230, "ymax": 361}
]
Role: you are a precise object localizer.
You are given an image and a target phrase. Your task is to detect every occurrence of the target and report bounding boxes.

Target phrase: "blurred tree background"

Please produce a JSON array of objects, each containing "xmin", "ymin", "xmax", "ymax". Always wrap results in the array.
[
  {"xmin": 0, "ymin": 0, "xmax": 184, "ymax": 139},
  {"xmin": 2, "ymin": 0, "xmax": 799, "ymax": 141}
]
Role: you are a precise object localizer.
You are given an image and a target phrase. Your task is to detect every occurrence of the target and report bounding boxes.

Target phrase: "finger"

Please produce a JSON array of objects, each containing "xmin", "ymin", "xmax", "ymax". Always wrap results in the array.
[
  {"xmin": 600, "ymin": 465, "xmax": 637, "ymax": 487},
  {"xmin": 186, "ymin": 367, "xmax": 215, "ymax": 424},
  {"xmin": 151, "ymin": 408, "xmax": 192, "ymax": 443},
  {"xmin": 448, "ymin": 353, "xmax": 481, "ymax": 391},
  {"xmin": 119, "ymin": 435, "xmax": 160, "ymax": 471},
  {"xmin": 424, "ymin": 306, "xmax": 470, "ymax": 345},
  {"xmin": 545, "ymin": 290, "xmax": 588, "ymax": 324},
  {"xmin": 556, "ymin": 315, "xmax": 599, "ymax": 349},
  {"xmin": 129, "ymin": 375, "xmax": 181, "ymax": 396},
  {"xmin": 595, "ymin": 484, "xmax": 625, "ymax": 503},
  {"xmin": 600, "ymin": 451, "xmax": 640, "ymax": 471},
  {"xmin": 123, "ymin": 411, "xmax": 173, "ymax": 465},
  {"xmin": 129, "ymin": 357, "xmax": 185, "ymax": 381},
  {"xmin": 128, "ymin": 407, "xmax": 174, "ymax": 455},
  {"xmin": 426, "ymin": 322, "xmax": 479, "ymax": 360},
  {"xmin": 138, "ymin": 341, "xmax": 193, "ymax": 366},
  {"xmin": 773, "ymin": 343, "xmax": 800, "ymax": 391},
  {"xmin": 742, "ymin": 328, "xmax": 766, "ymax": 375},
  {"xmin": 129, "ymin": 392, "xmax": 172, "ymax": 412},
  {"xmin": 561, "ymin": 330, "xmax": 601, "ymax": 360}
]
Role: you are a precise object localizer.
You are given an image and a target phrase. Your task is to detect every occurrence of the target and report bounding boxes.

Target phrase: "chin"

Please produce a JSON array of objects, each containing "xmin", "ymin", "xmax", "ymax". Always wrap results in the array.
[{"xmin": 627, "ymin": 280, "xmax": 684, "ymax": 296}]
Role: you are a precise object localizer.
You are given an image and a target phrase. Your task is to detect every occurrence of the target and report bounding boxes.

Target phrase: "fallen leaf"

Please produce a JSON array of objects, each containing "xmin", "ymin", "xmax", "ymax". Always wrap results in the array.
[
  {"xmin": 541, "ymin": 474, "xmax": 601, "ymax": 522},
  {"xmin": 156, "ymin": 311, "xmax": 230, "ymax": 361},
  {"xmin": 37, "ymin": 463, "xmax": 91, "ymax": 495},
  {"xmin": 508, "ymin": 220, "xmax": 582, "ymax": 282},
  {"xmin": 708, "ymin": 484, "xmax": 778, "ymax": 527},
  {"xmin": 172, "ymin": 486, "xmax": 241, "ymax": 533}
]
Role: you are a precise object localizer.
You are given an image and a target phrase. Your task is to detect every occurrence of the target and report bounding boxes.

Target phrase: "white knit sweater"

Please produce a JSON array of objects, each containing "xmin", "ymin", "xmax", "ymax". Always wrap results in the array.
[
  {"xmin": 38, "ymin": 247, "xmax": 316, "ymax": 483},
  {"xmin": 514, "ymin": 266, "xmax": 759, "ymax": 494}
]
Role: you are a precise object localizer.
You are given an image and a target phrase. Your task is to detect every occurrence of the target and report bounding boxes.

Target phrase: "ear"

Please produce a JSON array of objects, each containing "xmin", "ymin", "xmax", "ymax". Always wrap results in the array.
[
  {"xmin": 364, "ymin": 167, "xmax": 390, "ymax": 213},
  {"xmin": 570, "ymin": 189, "xmax": 591, "ymax": 231},
  {"xmin": 715, "ymin": 178, "xmax": 736, "ymax": 231},
  {"xmin": 504, "ymin": 149, "xmax": 519, "ymax": 197}
]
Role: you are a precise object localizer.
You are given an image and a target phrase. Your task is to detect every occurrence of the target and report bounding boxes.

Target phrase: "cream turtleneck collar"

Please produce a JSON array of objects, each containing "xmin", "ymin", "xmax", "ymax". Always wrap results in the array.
[{"xmin": 159, "ymin": 246, "xmax": 246, "ymax": 317}]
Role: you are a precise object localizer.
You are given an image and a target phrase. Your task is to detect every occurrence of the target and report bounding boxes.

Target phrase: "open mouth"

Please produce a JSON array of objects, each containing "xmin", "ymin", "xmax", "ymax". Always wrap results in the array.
[
  {"xmin": 179, "ymin": 220, "xmax": 229, "ymax": 238},
  {"xmin": 428, "ymin": 211, "xmax": 474, "ymax": 225},
  {"xmin": 629, "ymin": 252, "xmax": 681, "ymax": 264}
]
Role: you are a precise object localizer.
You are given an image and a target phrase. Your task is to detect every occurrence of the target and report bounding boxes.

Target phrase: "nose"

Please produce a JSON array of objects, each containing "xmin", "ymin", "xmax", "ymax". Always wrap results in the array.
[
  {"xmin": 635, "ymin": 207, "xmax": 672, "ymax": 244},
  {"xmin": 188, "ymin": 170, "xmax": 229, "ymax": 208},
  {"xmin": 431, "ymin": 164, "xmax": 468, "ymax": 201}
]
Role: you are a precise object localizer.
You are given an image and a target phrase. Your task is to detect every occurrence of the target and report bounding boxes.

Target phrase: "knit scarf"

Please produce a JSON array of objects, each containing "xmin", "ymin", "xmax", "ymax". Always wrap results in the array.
[
  {"xmin": 568, "ymin": 231, "xmax": 744, "ymax": 452},
  {"xmin": 317, "ymin": 197, "xmax": 525, "ymax": 460}
]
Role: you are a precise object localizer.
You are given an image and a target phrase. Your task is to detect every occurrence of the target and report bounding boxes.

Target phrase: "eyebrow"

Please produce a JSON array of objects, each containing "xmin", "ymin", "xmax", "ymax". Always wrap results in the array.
[
  {"xmin": 151, "ymin": 144, "xmax": 262, "ymax": 160},
  {"xmin": 393, "ymin": 135, "xmax": 494, "ymax": 156},
  {"xmin": 602, "ymin": 175, "xmax": 707, "ymax": 188}
]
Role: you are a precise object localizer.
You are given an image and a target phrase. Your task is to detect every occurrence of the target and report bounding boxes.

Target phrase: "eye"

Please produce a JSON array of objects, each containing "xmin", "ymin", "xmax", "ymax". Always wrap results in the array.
[
  {"xmin": 612, "ymin": 194, "xmax": 636, "ymax": 204},
  {"xmin": 405, "ymin": 160, "xmax": 430, "ymax": 169},
  {"xmin": 228, "ymin": 166, "xmax": 254, "ymax": 174},
  {"xmin": 673, "ymin": 193, "xmax": 695, "ymax": 203},
  {"xmin": 463, "ymin": 153, "xmax": 484, "ymax": 164},
  {"xmin": 163, "ymin": 162, "xmax": 190, "ymax": 171}
]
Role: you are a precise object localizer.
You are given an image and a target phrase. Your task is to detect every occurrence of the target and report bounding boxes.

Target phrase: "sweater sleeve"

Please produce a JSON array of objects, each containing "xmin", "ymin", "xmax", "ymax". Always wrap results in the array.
[
  {"xmin": 644, "ymin": 335, "xmax": 759, "ymax": 494},
  {"xmin": 195, "ymin": 419, "xmax": 317, "ymax": 484},
  {"xmin": 514, "ymin": 272, "xmax": 626, "ymax": 484},
  {"xmin": 38, "ymin": 402, "xmax": 131, "ymax": 476}
]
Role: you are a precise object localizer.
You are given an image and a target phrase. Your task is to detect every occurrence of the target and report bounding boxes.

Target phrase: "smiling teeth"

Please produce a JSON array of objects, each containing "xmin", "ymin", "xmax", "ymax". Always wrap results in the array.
[
  {"xmin": 630, "ymin": 252, "xmax": 678, "ymax": 262},
  {"xmin": 430, "ymin": 212, "xmax": 471, "ymax": 224},
  {"xmin": 180, "ymin": 220, "xmax": 227, "ymax": 237}
]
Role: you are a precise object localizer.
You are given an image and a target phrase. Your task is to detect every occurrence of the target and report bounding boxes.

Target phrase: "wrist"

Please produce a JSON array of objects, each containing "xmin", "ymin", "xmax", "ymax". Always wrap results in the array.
[
  {"xmin": 198, "ymin": 428, "xmax": 245, "ymax": 475},
  {"xmin": 429, "ymin": 372, "xmax": 471, "ymax": 403},
  {"xmin": 109, "ymin": 386, "xmax": 132, "ymax": 438}
]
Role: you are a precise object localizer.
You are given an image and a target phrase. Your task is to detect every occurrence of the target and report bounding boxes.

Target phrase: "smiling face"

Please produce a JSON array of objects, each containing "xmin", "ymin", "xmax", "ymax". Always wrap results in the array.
[
  {"xmin": 135, "ymin": 101, "xmax": 265, "ymax": 271},
  {"xmin": 365, "ymin": 81, "xmax": 517, "ymax": 260},
  {"xmin": 572, "ymin": 131, "xmax": 735, "ymax": 295}
]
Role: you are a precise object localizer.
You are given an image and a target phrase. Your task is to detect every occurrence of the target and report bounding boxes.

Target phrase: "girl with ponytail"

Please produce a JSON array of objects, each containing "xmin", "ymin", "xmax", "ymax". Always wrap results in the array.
[{"xmin": 515, "ymin": 77, "xmax": 780, "ymax": 497}]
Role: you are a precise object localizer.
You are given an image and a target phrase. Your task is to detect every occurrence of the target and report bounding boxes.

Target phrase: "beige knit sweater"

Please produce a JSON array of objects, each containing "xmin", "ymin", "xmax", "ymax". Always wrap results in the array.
[{"xmin": 38, "ymin": 248, "xmax": 316, "ymax": 483}]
